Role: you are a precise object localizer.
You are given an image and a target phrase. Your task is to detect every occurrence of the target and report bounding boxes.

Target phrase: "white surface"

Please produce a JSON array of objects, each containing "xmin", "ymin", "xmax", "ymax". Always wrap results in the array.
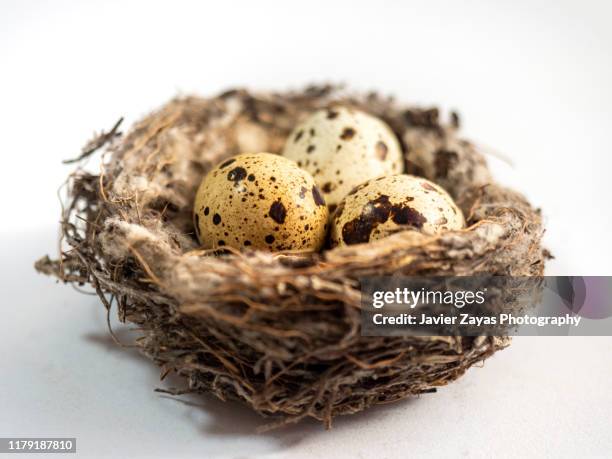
[
  {"xmin": 1, "ymin": 0, "xmax": 612, "ymax": 458},
  {"xmin": 2, "ymin": 231, "xmax": 612, "ymax": 458}
]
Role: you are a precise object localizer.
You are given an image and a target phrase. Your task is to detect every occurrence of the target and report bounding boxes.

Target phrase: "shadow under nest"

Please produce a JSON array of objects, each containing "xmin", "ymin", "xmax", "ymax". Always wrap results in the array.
[{"xmin": 35, "ymin": 85, "xmax": 547, "ymax": 430}]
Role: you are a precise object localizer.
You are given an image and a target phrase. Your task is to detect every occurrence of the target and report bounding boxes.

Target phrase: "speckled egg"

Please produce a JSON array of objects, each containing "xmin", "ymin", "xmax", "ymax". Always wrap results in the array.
[
  {"xmin": 330, "ymin": 175, "xmax": 464, "ymax": 247},
  {"xmin": 282, "ymin": 106, "xmax": 403, "ymax": 211},
  {"xmin": 194, "ymin": 153, "xmax": 329, "ymax": 252}
]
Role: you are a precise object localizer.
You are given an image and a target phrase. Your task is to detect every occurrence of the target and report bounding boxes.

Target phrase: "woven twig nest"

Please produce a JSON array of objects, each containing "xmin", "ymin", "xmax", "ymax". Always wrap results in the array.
[{"xmin": 36, "ymin": 85, "xmax": 547, "ymax": 429}]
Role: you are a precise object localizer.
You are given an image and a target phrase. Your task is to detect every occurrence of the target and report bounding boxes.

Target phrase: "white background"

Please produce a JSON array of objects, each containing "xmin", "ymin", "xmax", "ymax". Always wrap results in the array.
[{"xmin": 1, "ymin": 1, "xmax": 611, "ymax": 458}]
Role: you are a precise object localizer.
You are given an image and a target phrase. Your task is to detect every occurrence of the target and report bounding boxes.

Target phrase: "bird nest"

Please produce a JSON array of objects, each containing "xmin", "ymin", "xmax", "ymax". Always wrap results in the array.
[{"xmin": 36, "ymin": 85, "xmax": 547, "ymax": 430}]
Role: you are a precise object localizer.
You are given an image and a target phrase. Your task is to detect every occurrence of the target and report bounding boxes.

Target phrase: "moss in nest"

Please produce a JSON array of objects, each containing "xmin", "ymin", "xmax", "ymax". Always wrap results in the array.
[{"xmin": 35, "ymin": 85, "xmax": 547, "ymax": 430}]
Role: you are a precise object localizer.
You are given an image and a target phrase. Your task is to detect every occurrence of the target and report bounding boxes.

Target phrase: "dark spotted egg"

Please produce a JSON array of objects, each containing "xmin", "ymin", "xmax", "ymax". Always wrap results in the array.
[
  {"xmin": 282, "ymin": 106, "xmax": 403, "ymax": 212},
  {"xmin": 330, "ymin": 175, "xmax": 465, "ymax": 247},
  {"xmin": 194, "ymin": 153, "xmax": 329, "ymax": 252}
]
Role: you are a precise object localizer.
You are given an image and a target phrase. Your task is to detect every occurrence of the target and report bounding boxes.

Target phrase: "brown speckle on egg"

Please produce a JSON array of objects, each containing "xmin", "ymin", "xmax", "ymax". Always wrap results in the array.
[
  {"xmin": 375, "ymin": 141, "xmax": 388, "ymax": 160},
  {"xmin": 219, "ymin": 158, "xmax": 236, "ymax": 169},
  {"xmin": 312, "ymin": 186, "xmax": 325, "ymax": 206},
  {"xmin": 227, "ymin": 166, "xmax": 247, "ymax": 183},
  {"xmin": 340, "ymin": 127, "xmax": 356, "ymax": 140},
  {"xmin": 269, "ymin": 200, "xmax": 287, "ymax": 224},
  {"xmin": 421, "ymin": 181, "xmax": 438, "ymax": 192},
  {"xmin": 391, "ymin": 206, "xmax": 427, "ymax": 226}
]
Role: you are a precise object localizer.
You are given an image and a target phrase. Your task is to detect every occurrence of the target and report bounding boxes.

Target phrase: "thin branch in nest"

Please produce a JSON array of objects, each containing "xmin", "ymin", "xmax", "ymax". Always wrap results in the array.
[{"xmin": 63, "ymin": 117, "xmax": 124, "ymax": 164}]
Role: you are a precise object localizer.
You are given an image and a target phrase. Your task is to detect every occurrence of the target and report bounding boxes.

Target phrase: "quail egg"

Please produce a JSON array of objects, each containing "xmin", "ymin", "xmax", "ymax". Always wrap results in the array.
[
  {"xmin": 330, "ymin": 175, "xmax": 464, "ymax": 247},
  {"xmin": 194, "ymin": 153, "xmax": 329, "ymax": 252},
  {"xmin": 282, "ymin": 106, "xmax": 403, "ymax": 211}
]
